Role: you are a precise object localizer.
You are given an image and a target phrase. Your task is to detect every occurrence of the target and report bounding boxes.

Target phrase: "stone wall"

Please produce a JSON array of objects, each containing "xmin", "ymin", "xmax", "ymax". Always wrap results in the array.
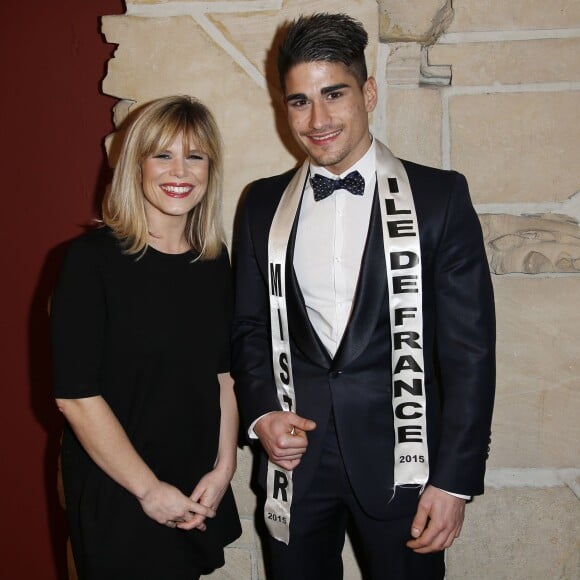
[{"xmin": 100, "ymin": 1, "xmax": 579, "ymax": 578}]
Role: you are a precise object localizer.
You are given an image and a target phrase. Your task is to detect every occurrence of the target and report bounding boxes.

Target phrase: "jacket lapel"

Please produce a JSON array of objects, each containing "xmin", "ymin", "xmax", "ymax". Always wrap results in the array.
[
  {"xmin": 286, "ymin": 203, "xmax": 333, "ymax": 369},
  {"xmin": 332, "ymin": 187, "xmax": 387, "ymax": 370}
]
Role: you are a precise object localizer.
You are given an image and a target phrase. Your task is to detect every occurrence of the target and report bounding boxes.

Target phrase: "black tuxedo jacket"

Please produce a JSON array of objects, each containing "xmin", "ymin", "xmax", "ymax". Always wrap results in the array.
[{"xmin": 231, "ymin": 157, "xmax": 495, "ymax": 520}]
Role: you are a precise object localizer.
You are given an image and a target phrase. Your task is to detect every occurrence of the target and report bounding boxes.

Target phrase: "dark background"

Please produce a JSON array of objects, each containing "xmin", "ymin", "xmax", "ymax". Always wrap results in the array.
[{"xmin": 0, "ymin": 1, "xmax": 124, "ymax": 577}]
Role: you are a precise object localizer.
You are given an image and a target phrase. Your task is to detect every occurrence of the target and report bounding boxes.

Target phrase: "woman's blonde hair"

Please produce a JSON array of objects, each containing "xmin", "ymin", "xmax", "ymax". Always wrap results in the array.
[{"xmin": 103, "ymin": 95, "xmax": 225, "ymax": 260}]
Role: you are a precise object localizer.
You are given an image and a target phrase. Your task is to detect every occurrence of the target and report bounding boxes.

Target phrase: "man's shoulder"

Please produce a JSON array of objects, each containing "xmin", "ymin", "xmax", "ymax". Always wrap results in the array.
[
  {"xmin": 240, "ymin": 167, "xmax": 301, "ymax": 217},
  {"xmin": 401, "ymin": 158, "xmax": 464, "ymax": 185},
  {"xmin": 399, "ymin": 159, "xmax": 470, "ymax": 208},
  {"xmin": 247, "ymin": 167, "xmax": 300, "ymax": 196}
]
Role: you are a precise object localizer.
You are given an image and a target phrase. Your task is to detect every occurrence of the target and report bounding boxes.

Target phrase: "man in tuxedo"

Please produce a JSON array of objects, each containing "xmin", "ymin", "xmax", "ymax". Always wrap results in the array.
[{"xmin": 232, "ymin": 13, "xmax": 495, "ymax": 580}]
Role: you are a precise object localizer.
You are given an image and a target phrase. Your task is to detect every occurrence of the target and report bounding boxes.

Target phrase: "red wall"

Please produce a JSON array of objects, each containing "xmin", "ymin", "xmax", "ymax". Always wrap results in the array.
[{"xmin": 0, "ymin": 2, "xmax": 124, "ymax": 577}]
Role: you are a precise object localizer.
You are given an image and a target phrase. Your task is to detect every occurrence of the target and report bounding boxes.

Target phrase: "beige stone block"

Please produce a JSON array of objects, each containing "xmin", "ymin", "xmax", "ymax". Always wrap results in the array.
[
  {"xmin": 490, "ymin": 276, "xmax": 580, "ymax": 468},
  {"xmin": 111, "ymin": 99, "xmax": 134, "ymax": 130},
  {"xmin": 386, "ymin": 42, "xmax": 423, "ymax": 85},
  {"xmin": 257, "ymin": 542, "xmax": 266, "ymax": 580},
  {"xmin": 542, "ymin": 386, "xmax": 580, "ymax": 467},
  {"xmin": 231, "ymin": 447, "xmax": 258, "ymax": 518},
  {"xmin": 127, "ymin": 0, "xmax": 236, "ymax": 4},
  {"xmin": 228, "ymin": 518, "xmax": 257, "ymax": 549},
  {"xmin": 449, "ymin": 92, "xmax": 580, "ymax": 203},
  {"xmin": 480, "ymin": 213, "xmax": 580, "ymax": 274},
  {"xmin": 378, "ymin": 0, "xmax": 453, "ymax": 44},
  {"xmin": 430, "ymin": 38, "xmax": 580, "ymax": 85},
  {"xmin": 449, "ymin": 0, "xmax": 580, "ymax": 32},
  {"xmin": 447, "ymin": 487, "xmax": 580, "ymax": 579},
  {"xmin": 489, "ymin": 390, "xmax": 542, "ymax": 468},
  {"xmin": 386, "ymin": 86, "xmax": 443, "ymax": 168},
  {"xmin": 102, "ymin": 16, "xmax": 223, "ymax": 102}
]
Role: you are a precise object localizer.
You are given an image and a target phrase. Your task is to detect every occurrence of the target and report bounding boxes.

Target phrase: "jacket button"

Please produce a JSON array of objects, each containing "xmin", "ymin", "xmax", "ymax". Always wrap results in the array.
[{"xmin": 329, "ymin": 370, "xmax": 342, "ymax": 379}]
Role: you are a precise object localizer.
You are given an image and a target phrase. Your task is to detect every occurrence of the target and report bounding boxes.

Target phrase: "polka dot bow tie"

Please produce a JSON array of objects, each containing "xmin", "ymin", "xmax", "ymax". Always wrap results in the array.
[{"xmin": 310, "ymin": 170, "xmax": 365, "ymax": 202}]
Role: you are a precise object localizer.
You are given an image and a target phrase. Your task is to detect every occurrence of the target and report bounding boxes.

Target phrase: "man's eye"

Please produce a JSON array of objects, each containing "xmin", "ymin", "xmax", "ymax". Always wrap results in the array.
[
  {"xmin": 289, "ymin": 100, "xmax": 307, "ymax": 108},
  {"xmin": 327, "ymin": 91, "xmax": 342, "ymax": 100}
]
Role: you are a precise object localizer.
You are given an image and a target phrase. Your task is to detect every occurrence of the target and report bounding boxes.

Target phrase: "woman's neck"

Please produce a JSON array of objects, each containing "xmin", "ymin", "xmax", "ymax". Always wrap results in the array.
[{"xmin": 146, "ymin": 216, "xmax": 190, "ymax": 254}]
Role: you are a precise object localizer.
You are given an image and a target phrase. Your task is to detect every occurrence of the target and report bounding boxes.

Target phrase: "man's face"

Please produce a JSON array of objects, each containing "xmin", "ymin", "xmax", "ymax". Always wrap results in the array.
[{"xmin": 284, "ymin": 61, "xmax": 377, "ymax": 175}]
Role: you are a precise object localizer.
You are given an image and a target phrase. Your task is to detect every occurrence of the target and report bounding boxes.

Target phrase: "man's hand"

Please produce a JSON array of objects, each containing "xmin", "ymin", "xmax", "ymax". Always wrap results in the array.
[
  {"xmin": 254, "ymin": 411, "xmax": 316, "ymax": 471},
  {"xmin": 406, "ymin": 485, "xmax": 465, "ymax": 553}
]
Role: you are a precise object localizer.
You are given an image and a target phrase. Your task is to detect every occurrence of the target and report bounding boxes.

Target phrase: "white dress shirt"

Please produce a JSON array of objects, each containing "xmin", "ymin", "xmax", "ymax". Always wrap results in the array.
[{"xmin": 294, "ymin": 140, "xmax": 377, "ymax": 356}]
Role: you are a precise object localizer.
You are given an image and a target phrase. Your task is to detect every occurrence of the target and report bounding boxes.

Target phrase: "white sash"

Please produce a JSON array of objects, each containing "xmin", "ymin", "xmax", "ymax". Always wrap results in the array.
[
  {"xmin": 266, "ymin": 142, "xmax": 428, "ymax": 544},
  {"xmin": 376, "ymin": 141, "xmax": 429, "ymax": 489},
  {"xmin": 265, "ymin": 162, "xmax": 309, "ymax": 543}
]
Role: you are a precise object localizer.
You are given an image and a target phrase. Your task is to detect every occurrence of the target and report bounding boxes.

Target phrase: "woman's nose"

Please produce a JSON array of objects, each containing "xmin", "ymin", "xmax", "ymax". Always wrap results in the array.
[{"xmin": 170, "ymin": 157, "xmax": 186, "ymax": 177}]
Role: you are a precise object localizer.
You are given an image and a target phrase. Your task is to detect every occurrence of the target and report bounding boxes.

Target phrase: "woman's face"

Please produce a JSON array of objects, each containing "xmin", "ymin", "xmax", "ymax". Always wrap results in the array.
[{"xmin": 141, "ymin": 132, "xmax": 209, "ymax": 226}]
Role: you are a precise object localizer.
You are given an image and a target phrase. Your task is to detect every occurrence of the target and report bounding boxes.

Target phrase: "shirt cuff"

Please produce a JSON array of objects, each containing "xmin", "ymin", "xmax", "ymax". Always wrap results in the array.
[
  {"xmin": 434, "ymin": 486, "xmax": 471, "ymax": 501},
  {"xmin": 248, "ymin": 412, "xmax": 274, "ymax": 439}
]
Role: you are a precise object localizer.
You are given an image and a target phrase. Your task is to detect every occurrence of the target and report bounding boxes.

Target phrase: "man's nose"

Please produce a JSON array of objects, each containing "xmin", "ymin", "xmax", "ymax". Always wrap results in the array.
[{"xmin": 309, "ymin": 101, "xmax": 331, "ymax": 130}]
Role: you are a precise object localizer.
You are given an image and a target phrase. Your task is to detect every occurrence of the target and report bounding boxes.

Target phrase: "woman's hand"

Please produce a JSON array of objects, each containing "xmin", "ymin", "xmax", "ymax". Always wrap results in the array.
[
  {"xmin": 176, "ymin": 372, "xmax": 239, "ymax": 531},
  {"xmin": 55, "ymin": 396, "xmax": 217, "ymax": 531},
  {"xmin": 177, "ymin": 467, "xmax": 233, "ymax": 531},
  {"xmin": 139, "ymin": 480, "xmax": 216, "ymax": 529}
]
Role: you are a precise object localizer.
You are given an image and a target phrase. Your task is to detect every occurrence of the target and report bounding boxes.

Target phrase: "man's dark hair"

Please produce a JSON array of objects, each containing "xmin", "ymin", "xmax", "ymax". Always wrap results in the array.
[{"xmin": 277, "ymin": 13, "xmax": 369, "ymax": 91}]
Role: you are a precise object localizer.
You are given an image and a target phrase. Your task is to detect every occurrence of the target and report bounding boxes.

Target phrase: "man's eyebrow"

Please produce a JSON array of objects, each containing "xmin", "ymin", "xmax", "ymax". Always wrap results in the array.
[
  {"xmin": 285, "ymin": 92, "xmax": 307, "ymax": 102},
  {"xmin": 285, "ymin": 83, "xmax": 351, "ymax": 102},
  {"xmin": 321, "ymin": 83, "xmax": 350, "ymax": 95}
]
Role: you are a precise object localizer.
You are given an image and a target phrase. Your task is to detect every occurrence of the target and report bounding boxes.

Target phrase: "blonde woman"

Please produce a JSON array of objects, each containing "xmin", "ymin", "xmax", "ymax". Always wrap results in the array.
[{"xmin": 51, "ymin": 96, "xmax": 241, "ymax": 579}]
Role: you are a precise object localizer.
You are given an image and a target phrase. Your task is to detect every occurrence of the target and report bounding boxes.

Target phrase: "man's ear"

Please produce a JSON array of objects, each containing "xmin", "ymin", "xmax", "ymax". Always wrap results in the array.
[{"xmin": 363, "ymin": 77, "xmax": 378, "ymax": 113}]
